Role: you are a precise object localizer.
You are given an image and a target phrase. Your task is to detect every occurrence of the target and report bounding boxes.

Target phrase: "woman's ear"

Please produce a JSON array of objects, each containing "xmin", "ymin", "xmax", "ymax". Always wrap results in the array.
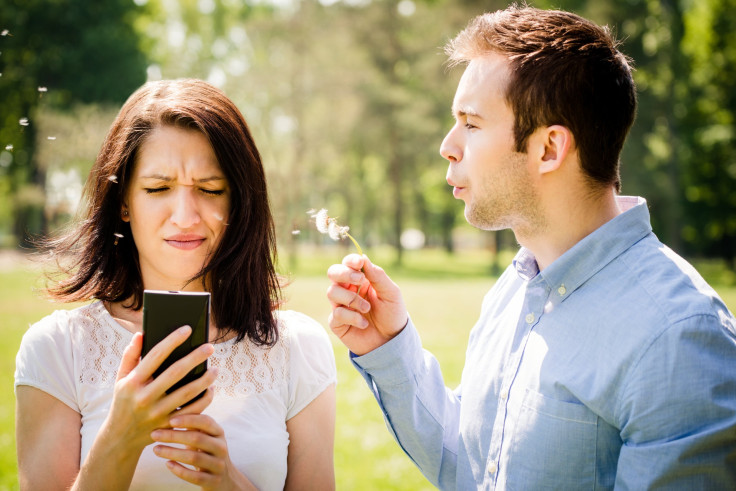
[
  {"xmin": 121, "ymin": 205, "xmax": 130, "ymax": 222},
  {"xmin": 538, "ymin": 125, "xmax": 573, "ymax": 175}
]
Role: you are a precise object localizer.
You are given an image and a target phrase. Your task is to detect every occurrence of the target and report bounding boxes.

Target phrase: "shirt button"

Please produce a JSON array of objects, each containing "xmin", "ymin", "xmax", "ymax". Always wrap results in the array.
[
  {"xmin": 558, "ymin": 284, "xmax": 567, "ymax": 295},
  {"xmin": 487, "ymin": 460, "xmax": 497, "ymax": 475},
  {"xmin": 525, "ymin": 313, "xmax": 535, "ymax": 324}
]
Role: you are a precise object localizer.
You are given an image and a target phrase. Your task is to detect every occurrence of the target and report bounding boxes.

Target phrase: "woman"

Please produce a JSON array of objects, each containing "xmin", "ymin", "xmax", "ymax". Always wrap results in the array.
[{"xmin": 15, "ymin": 79, "xmax": 336, "ymax": 490}]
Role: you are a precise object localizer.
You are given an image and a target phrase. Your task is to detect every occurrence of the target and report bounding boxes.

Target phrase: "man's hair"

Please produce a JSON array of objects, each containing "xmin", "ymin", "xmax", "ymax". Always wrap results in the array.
[
  {"xmin": 42, "ymin": 79, "xmax": 281, "ymax": 346},
  {"xmin": 446, "ymin": 5, "xmax": 637, "ymax": 190}
]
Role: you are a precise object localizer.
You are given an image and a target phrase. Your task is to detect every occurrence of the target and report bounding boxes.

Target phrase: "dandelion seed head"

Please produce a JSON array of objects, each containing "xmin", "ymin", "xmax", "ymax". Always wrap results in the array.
[
  {"xmin": 19, "ymin": 118, "xmax": 29, "ymax": 126},
  {"xmin": 314, "ymin": 208, "xmax": 329, "ymax": 233},
  {"xmin": 328, "ymin": 220, "xmax": 350, "ymax": 241}
]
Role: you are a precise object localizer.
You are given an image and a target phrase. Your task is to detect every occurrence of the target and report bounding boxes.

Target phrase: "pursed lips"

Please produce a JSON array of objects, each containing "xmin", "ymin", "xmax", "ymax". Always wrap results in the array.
[{"xmin": 165, "ymin": 234, "xmax": 206, "ymax": 250}]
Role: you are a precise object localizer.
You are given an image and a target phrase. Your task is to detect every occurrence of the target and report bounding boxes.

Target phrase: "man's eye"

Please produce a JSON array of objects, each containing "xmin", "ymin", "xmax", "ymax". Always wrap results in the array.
[{"xmin": 144, "ymin": 187, "xmax": 168, "ymax": 194}]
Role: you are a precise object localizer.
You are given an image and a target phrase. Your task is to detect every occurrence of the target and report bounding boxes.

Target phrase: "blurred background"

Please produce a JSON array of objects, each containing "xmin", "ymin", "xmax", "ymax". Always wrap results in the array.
[
  {"xmin": 1, "ymin": 0, "xmax": 735, "ymax": 489},
  {"xmin": 1, "ymin": 0, "xmax": 735, "ymax": 270}
]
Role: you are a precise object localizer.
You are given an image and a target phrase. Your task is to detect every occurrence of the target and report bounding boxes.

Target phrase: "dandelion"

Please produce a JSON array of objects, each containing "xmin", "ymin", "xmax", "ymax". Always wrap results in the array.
[{"xmin": 308, "ymin": 208, "xmax": 363, "ymax": 255}]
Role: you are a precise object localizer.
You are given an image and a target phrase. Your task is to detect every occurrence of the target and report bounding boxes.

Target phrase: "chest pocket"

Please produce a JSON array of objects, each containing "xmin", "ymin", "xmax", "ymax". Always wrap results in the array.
[{"xmin": 505, "ymin": 388, "xmax": 599, "ymax": 490}]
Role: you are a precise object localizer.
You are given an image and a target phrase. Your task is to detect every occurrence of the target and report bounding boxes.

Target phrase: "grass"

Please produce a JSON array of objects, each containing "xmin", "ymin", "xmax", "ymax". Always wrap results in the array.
[{"xmin": 1, "ymin": 248, "xmax": 735, "ymax": 489}]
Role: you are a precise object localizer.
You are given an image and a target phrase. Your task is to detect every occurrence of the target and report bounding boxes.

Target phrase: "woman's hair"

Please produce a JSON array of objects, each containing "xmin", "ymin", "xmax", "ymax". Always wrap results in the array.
[
  {"xmin": 43, "ymin": 79, "xmax": 281, "ymax": 345},
  {"xmin": 446, "ymin": 5, "xmax": 637, "ymax": 191}
]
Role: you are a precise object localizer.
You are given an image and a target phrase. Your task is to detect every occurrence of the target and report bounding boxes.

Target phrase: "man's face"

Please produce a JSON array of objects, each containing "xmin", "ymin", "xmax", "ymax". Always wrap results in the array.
[{"xmin": 440, "ymin": 54, "xmax": 543, "ymax": 234}]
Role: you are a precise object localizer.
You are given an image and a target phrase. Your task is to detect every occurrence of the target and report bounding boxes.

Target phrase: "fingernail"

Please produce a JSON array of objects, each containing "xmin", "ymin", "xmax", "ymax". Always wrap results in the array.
[
  {"xmin": 178, "ymin": 325, "xmax": 191, "ymax": 334},
  {"xmin": 350, "ymin": 272, "xmax": 362, "ymax": 282},
  {"xmin": 151, "ymin": 430, "xmax": 162, "ymax": 439},
  {"xmin": 169, "ymin": 417, "xmax": 180, "ymax": 426}
]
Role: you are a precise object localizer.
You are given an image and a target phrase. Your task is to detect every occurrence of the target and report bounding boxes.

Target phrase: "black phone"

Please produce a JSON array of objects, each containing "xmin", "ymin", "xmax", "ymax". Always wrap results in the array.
[{"xmin": 142, "ymin": 290, "xmax": 210, "ymax": 405}]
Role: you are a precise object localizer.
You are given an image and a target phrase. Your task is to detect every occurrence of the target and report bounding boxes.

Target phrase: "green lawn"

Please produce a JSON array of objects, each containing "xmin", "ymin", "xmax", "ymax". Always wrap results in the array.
[{"xmin": 1, "ymin": 249, "xmax": 735, "ymax": 490}]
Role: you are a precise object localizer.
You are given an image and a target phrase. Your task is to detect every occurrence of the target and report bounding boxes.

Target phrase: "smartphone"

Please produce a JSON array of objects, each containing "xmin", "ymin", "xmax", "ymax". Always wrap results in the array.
[{"xmin": 142, "ymin": 290, "xmax": 210, "ymax": 405}]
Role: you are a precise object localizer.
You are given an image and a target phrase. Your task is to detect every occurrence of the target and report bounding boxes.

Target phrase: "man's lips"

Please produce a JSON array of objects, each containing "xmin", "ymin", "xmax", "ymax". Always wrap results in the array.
[
  {"xmin": 165, "ymin": 235, "xmax": 205, "ymax": 250},
  {"xmin": 452, "ymin": 186, "xmax": 466, "ymax": 198}
]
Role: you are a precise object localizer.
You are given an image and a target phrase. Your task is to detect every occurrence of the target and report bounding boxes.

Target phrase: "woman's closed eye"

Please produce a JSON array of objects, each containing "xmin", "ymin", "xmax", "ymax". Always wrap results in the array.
[
  {"xmin": 200, "ymin": 188, "xmax": 226, "ymax": 196},
  {"xmin": 145, "ymin": 187, "xmax": 169, "ymax": 194}
]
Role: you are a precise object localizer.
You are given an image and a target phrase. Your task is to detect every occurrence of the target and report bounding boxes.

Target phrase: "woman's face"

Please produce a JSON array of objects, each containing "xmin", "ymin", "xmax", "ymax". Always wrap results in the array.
[{"xmin": 123, "ymin": 125, "xmax": 230, "ymax": 291}]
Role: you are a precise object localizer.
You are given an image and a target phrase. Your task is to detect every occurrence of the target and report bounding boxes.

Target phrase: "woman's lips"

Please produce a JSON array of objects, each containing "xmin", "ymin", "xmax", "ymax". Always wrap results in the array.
[{"xmin": 165, "ymin": 235, "xmax": 205, "ymax": 250}]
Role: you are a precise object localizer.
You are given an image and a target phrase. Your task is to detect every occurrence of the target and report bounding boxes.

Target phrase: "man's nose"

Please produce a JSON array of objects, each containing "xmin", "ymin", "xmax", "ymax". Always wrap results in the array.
[{"xmin": 439, "ymin": 125, "xmax": 462, "ymax": 163}]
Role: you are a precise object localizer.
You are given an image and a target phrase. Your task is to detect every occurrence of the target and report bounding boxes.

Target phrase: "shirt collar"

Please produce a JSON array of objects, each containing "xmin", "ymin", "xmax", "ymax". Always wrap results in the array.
[{"xmin": 513, "ymin": 196, "xmax": 653, "ymax": 299}]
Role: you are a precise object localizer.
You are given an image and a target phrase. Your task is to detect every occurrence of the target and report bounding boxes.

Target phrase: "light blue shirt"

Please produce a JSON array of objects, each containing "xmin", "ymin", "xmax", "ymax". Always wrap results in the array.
[{"xmin": 352, "ymin": 197, "xmax": 736, "ymax": 490}]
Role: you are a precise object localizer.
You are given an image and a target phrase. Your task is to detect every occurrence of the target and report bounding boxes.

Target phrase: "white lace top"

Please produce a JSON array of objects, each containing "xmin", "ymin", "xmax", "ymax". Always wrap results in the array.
[{"xmin": 15, "ymin": 301, "xmax": 336, "ymax": 490}]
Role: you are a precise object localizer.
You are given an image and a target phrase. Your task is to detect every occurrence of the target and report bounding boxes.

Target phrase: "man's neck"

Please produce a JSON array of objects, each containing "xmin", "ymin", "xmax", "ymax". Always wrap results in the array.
[{"xmin": 516, "ymin": 187, "xmax": 622, "ymax": 271}]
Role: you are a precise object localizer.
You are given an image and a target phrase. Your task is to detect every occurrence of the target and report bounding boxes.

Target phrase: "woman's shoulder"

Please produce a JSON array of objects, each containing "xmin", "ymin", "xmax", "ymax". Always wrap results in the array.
[
  {"xmin": 275, "ymin": 310, "xmax": 331, "ymax": 345},
  {"xmin": 26, "ymin": 301, "xmax": 102, "ymax": 339}
]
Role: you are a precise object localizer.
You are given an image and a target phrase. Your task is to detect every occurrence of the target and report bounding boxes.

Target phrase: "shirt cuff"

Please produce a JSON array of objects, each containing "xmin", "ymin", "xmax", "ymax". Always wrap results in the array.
[{"xmin": 350, "ymin": 318, "xmax": 423, "ymax": 387}]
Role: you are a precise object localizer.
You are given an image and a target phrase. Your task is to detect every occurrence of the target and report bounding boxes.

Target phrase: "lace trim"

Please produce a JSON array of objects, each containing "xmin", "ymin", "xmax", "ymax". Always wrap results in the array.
[
  {"xmin": 79, "ymin": 304, "xmax": 128, "ymax": 387},
  {"xmin": 210, "ymin": 323, "xmax": 290, "ymax": 397},
  {"xmin": 77, "ymin": 302, "xmax": 290, "ymax": 397}
]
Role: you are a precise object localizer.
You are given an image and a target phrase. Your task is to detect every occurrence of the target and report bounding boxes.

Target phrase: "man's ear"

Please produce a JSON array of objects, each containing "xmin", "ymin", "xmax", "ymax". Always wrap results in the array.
[{"xmin": 536, "ymin": 125, "xmax": 573, "ymax": 175}]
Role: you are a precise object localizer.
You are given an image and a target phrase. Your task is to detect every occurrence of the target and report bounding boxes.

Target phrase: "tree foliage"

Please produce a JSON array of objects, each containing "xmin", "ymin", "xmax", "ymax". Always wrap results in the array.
[
  {"xmin": 0, "ymin": 0, "xmax": 146, "ymax": 245},
  {"xmin": 2, "ymin": 0, "xmax": 735, "ymax": 270}
]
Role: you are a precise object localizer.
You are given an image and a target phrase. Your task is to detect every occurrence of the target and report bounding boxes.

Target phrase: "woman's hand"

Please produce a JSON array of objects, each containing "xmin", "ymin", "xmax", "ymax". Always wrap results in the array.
[
  {"xmin": 151, "ymin": 414, "xmax": 257, "ymax": 491},
  {"xmin": 107, "ymin": 327, "xmax": 217, "ymax": 449},
  {"xmin": 73, "ymin": 326, "xmax": 217, "ymax": 490}
]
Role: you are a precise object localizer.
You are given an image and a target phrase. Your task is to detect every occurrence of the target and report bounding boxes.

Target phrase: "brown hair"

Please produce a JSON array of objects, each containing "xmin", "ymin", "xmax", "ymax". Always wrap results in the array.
[
  {"xmin": 446, "ymin": 5, "xmax": 637, "ymax": 190},
  {"xmin": 43, "ymin": 79, "xmax": 281, "ymax": 345}
]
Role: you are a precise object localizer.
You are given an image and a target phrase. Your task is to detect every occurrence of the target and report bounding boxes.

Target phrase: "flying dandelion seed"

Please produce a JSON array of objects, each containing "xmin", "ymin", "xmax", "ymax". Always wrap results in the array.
[
  {"xmin": 19, "ymin": 118, "xmax": 29, "ymax": 126},
  {"xmin": 213, "ymin": 212, "xmax": 224, "ymax": 222},
  {"xmin": 291, "ymin": 230, "xmax": 301, "ymax": 235},
  {"xmin": 4, "ymin": 144, "xmax": 12, "ymax": 151},
  {"xmin": 47, "ymin": 136, "xmax": 56, "ymax": 141},
  {"xmin": 107, "ymin": 175, "xmax": 118, "ymax": 183},
  {"xmin": 38, "ymin": 87, "xmax": 48, "ymax": 93},
  {"xmin": 1, "ymin": 30, "xmax": 9, "ymax": 36},
  {"xmin": 113, "ymin": 233, "xmax": 124, "ymax": 246}
]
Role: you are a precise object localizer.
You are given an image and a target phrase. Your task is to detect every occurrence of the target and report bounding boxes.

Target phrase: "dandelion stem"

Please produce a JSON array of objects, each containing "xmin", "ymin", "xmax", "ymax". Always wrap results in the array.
[{"xmin": 346, "ymin": 233, "xmax": 363, "ymax": 256}]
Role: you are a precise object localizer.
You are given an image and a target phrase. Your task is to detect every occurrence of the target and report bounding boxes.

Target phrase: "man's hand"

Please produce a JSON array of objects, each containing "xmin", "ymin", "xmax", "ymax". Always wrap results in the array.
[{"xmin": 326, "ymin": 254, "xmax": 408, "ymax": 356}]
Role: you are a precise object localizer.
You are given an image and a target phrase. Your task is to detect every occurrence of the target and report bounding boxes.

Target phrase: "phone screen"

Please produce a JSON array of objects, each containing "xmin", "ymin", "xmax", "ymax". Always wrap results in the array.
[{"xmin": 142, "ymin": 290, "xmax": 210, "ymax": 403}]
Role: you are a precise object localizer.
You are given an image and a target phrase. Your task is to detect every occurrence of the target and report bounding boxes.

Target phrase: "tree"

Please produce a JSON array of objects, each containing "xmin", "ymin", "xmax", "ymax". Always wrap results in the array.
[{"xmin": 0, "ymin": 0, "xmax": 146, "ymax": 246}]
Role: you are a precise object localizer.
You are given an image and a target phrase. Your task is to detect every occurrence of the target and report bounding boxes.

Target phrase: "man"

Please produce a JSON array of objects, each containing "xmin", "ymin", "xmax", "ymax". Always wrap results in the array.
[{"xmin": 326, "ymin": 5, "xmax": 736, "ymax": 490}]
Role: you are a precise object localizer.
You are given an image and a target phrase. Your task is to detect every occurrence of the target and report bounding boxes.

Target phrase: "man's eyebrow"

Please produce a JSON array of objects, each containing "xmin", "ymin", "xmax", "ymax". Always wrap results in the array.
[{"xmin": 452, "ymin": 105, "xmax": 483, "ymax": 120}]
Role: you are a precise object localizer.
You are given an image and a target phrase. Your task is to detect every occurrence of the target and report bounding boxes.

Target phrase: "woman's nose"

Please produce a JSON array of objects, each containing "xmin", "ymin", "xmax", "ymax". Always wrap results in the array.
[{"xmin": 169, "ymin": 188, "xmax": 201, "ymax": 228}]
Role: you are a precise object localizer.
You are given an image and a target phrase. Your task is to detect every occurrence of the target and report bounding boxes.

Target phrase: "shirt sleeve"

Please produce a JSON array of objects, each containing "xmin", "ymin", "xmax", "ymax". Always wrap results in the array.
[
  {"xmin": 351, "ymin": 319, "xmax": 461, "ymax": 490},
  {"xmin": 615, "ymin": 312, "xmax": 736, "ymax": 488},
  {"xmin": 285, "ymin": 311, "xmax": 337, "ymax": 420},
  {"xmin": 14, "ymin": 309, "xmax": 79, "ymax": 412}
]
